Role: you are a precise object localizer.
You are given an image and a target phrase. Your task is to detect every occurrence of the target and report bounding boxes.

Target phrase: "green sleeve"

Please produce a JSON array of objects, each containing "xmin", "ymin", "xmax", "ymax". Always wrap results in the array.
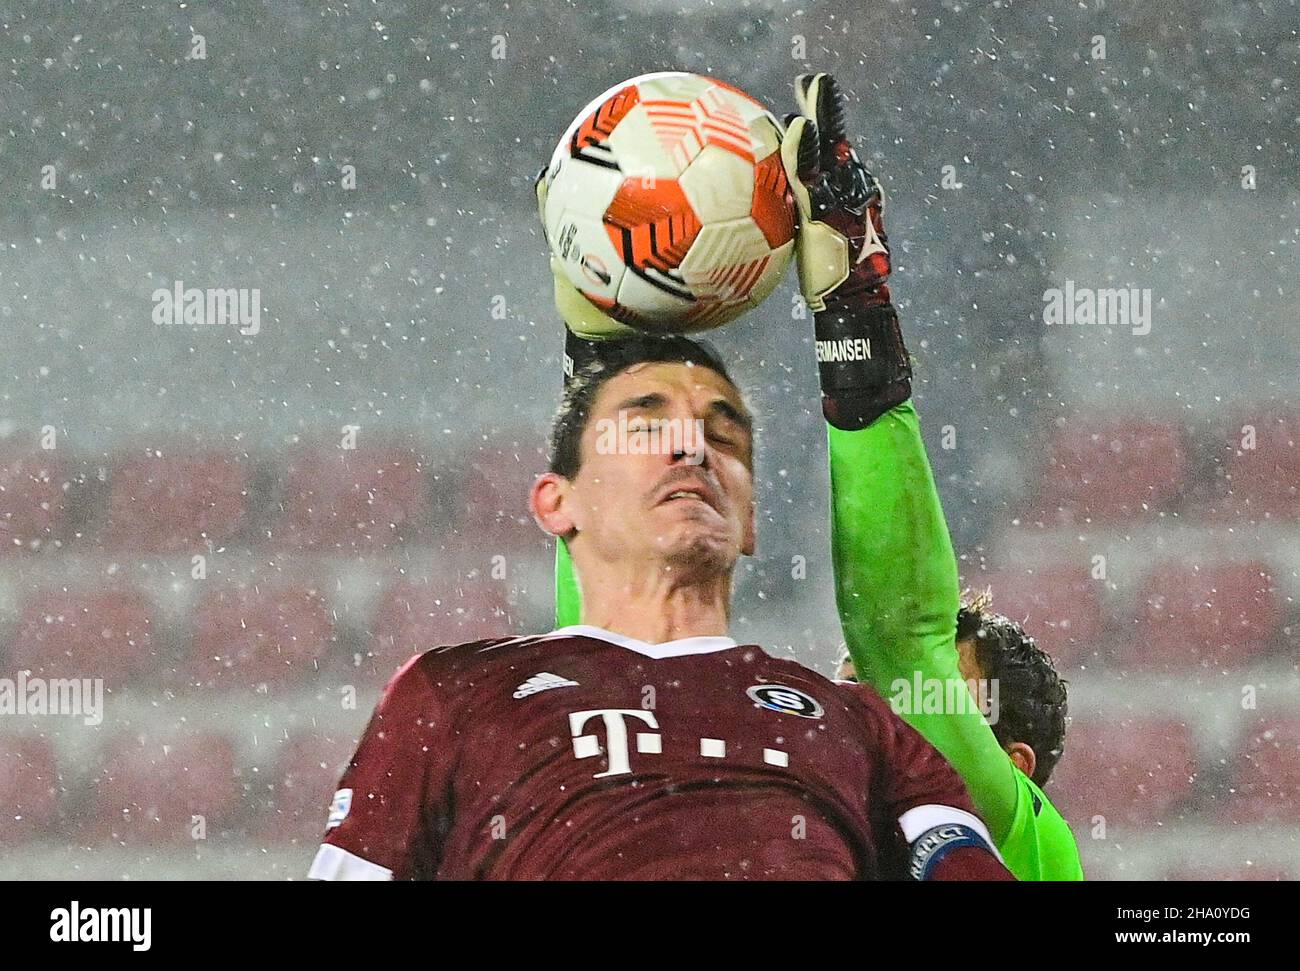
[
  {"xmin": 555, "ymin": 537, "xmax": 582, "ymax": 628},
  {"xmin": 1000, "ymin": 768, "xmax": 1086, "ymax": 881},
  {"xmin": 828, "ymin": 401, "xmax": 1020, "ymax": 844}
]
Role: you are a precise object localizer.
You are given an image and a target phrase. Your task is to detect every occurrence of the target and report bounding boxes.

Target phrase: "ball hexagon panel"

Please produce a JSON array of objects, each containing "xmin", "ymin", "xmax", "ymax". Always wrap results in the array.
[
  {"xmin": 603, "ymin": 177, "xmax": 701, "ymax": 275},
  {"xmin": 620, "ymin": 80, "xmax": 762, "ymax": 177},
  {"xmin": 749, "ymin": 151, "xmax": 796, "ymax": 249},
  {"xmin": 607, "ymin": 102, "xmax": 698, "ymax": 180},
  {"xmin": 744, "ymin": 237, "xmax": 794, "ymax": 306},
  {"xmin": 679, "ymin": 145, "xmax": 757, "ymax": 224},
  {"xmin": 678, "ymin": 217, "xmax": 775, "ymax": 298},
  {"xmin": 566, "ymin": 83, "xmax": 642, "ymax": 171},
  {"xmin": 677, "ymin": 236, "xmax": 793, "ymax": 332},
  {"xmin": 543, "ymin": 156, "xmax": 626, "ymax": 224},
  {"xmin": 701, "ymin": 75, "xmax": 777, "ymax": 119},
  {"xmin": 616, "ymin": 267, "xmax": 695, "ymax": 322}
]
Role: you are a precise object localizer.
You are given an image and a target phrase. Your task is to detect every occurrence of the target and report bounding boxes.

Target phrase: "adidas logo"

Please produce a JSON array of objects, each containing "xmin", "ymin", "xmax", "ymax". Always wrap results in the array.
[{"xmin": 513, "ymin": 672, "xmax": 580, "ymax": 699}]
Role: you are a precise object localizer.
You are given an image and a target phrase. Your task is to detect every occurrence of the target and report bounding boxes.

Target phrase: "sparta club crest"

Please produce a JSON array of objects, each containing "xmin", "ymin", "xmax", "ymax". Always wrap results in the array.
[{"xmin": 746, "ymin": 684, "xmax": 824, "ymax": 719}]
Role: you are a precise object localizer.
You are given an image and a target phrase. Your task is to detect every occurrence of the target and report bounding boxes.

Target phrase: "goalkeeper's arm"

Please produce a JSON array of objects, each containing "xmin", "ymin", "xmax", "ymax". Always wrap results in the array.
[
  {"xmin": 828, "ymin": 408, "xmax": 1020, "ymax": 845},
  {"xmin": 775, "ymin": 72, "xmax": 1020, "ymax": 843}
]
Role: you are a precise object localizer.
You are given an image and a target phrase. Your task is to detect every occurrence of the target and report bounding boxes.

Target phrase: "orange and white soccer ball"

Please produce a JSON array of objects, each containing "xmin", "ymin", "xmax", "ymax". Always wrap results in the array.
[{"xmin": 539, "ymin": 72, "xmax": 796, "ymax": 334}]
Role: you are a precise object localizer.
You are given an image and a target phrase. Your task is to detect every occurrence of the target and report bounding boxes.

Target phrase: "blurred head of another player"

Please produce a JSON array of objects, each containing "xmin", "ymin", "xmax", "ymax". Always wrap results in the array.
[
  {"xmin": 836, "ymin": 592, "xmax": 1069, "ymax": 789},
  {"xmin": 532, "ymin": 335, "xmax": 756, "ymax": 613}
]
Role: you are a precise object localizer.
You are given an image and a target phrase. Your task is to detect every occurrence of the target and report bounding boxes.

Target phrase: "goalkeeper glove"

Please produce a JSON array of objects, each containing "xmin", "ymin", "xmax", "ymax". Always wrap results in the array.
[{"xmin": 779, "ymin": 73, "xmax": 912, "ymax": 430}]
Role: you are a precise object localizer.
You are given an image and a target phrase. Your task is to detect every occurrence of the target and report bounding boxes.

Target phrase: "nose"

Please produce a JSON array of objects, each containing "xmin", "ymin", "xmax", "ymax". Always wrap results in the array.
[
  {"xmin": 667, "ymin": 413, "xmax": 708, "ymax": 468},
  {"xmin": 671, "ymin": 442, "xmax": 708, "ymax": 469},
  {"xmin": 659, "ymin": 396, "xmax": 709, "ymax": 468}
]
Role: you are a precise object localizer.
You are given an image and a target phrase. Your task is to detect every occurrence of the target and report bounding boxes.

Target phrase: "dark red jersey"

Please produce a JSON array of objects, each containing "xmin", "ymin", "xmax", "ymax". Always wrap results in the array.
[{"xmin": 309, "ymin": 625, "xmax": 1002, "ymax": 880}]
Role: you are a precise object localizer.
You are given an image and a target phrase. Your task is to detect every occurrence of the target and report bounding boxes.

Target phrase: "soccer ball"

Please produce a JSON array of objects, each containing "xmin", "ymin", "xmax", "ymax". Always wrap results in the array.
[{"xmin": 540, "ymin": 71, "xmax": 796, "ymax": 334}]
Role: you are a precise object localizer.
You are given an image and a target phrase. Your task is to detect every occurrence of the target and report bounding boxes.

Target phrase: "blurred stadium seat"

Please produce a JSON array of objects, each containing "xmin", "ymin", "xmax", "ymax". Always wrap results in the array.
[
  {"xmin": 101, "ymin": 450, "xmax": 250, "ymax": 552},
  {"xmin": 187, "ymin": 585, "xmax": 334, "ymax": 690},
  {"xmin": 0, "ymin": 449, "xmax": 68, "ymax": 553},
  {"xmin": 368, "ymin": 578, "xmax": 513, "ymax": 664},
  {"xmin": 7, "ymin": 588, "xmax": 158, "ymax": 685},
  {"xmin": 271, "ymin": 444, "xmax": 431, "ymax": 550},
  {"xmin": 1052, "ymin": 717, "xmax": 1198, "ymax": 827},
  {"xmin": 255, "ymin": 731, "xmax": 358, "ymax": 844},
  {"xmin": 1209, "ymin": 410, "xmax": 1300, "ymax": 521},
  {"xmin": 0, "ymin": 735, "xmax": 61, "ymax": 841},
  {"xmin": 966, "ymin": 564, "xmax": 1108, "ymax": 668},
  {"xmin": 454, "ymin": 438, "xmax": 550, "ymax": 556},
  {"xmin": 1121, "ymin": 560, "xmax": 1282, "ymax": 669},
  {"xmin": 1218, "ymin": 717, "xmax": 1300, "ymax": 825},
  {"xmin": 86, "ymin": 731, "xmax": 240, "ymax": 843},
  {"xmin": 1031, "ymin": 418, "xmax": 1187, "ymax": 523}
]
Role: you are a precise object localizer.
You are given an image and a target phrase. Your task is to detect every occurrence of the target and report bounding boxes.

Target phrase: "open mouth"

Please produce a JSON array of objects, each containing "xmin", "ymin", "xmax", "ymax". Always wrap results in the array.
[{"xmin": 656, "ymin": 483, "xmax": 720, "ymax": 515}]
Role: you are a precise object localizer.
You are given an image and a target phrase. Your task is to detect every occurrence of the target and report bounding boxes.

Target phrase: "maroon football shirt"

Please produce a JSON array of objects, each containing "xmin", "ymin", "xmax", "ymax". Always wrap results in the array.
[{"xmin": 309, "ymin": 626, "xmax": 994, "ymax": 880}]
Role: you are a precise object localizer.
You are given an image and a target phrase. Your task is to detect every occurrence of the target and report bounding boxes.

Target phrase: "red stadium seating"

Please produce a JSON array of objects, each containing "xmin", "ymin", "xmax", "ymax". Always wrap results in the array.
[
  {"xmin": 1217, "ymin": 717, "xmax": 1300, "ymax": 825},
  {"xmin": 455, "ymin": 438, "xmax": 550, "ymax": 556},
  {"xmin": 1121, "ymin": 561, "xmax": 1282, "ymax": 669},
  {"xmin": 187, "ymin": 585, "xmax": 334, "ymax": 690},
  {"xmin": 0, "ymin": 735, "xmax": 61, "ymax": 841},
  {"xmin": 368, "ymin": 578, "xmax": 513, "ymax": 665},
  {"xmin": 7, "ymin": 588, "xmax": 158, "ymax": 685},
  {"xmin": 1030, "ymin": 418, "xmax": 1187, "ymax": 523},
  {"xmin": 965, "ymin": 564, "xmax": 1108, "ymax": 668},
  {"xmin": 1210, "ymin": 410, "xmax": 1300, "ymax": 520},
  {"xmin": 86, "ymin": 731, "xmax": 241, "ymax": 843},
  {"xmin": 0, "ymin": 450, "xmax": 68, "ymax": 553},
  {"xmin": 1051, "ymin": 717, "xmax": 1198, "ymax": 826},
  {"xmin": 256, "ymin": 731, "xmax": 358, "ymax": 844},
  {"xmin": 101, "ymin": 450, "xmax": 249, "ymax": 552},
  {"xmin": 271, "ymin": 444, "xmax": 430, "ymax": 550}
]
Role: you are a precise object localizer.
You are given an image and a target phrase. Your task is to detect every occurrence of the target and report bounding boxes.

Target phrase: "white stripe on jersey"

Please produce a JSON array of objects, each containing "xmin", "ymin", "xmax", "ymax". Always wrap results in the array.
[{"xmin": 308, "ymin": 843, "xmax": 394, "ymax": 881}]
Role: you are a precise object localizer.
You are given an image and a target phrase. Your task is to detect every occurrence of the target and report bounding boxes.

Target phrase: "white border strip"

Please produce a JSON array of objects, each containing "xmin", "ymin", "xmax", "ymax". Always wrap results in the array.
[{"xmin": 308, "ymin": 843, "xmax": 394, "ymax": 881}]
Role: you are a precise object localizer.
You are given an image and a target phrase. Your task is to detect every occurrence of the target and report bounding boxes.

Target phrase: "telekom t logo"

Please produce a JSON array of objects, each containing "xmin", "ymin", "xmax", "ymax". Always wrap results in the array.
[
  {"xmin": 569, "ymin": 709, "xmax": 661, "ymax": 778},
  {"xmin": 567, "ymin": 707, "xmax": 791, "ymax": 777}
]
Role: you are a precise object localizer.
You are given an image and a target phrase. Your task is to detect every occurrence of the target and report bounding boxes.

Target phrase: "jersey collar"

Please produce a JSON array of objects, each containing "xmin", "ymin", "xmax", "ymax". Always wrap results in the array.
[{"xmin": 549, "ymin": 624, "xmax": 739, "ymax": 660}]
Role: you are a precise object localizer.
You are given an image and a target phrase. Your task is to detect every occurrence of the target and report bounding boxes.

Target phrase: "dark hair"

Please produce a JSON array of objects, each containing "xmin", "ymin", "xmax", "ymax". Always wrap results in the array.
[
  {"xmin": 548, "ymin": 334, "xmax": 742, "ymax": 479},
  {"xmin": 957, "ymin": 591, "xmax": 1069, "ymax": 788}
]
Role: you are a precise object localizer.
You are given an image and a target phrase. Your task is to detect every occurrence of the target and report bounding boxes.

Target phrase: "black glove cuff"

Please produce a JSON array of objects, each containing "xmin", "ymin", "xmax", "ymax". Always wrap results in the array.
[
  {"xmin": 564, "ymin": 327, "xmax": 606, "ymax": 387},
  {"xmin": 814, "ymin": 301, "xmax": 912, "ymax": 430}
]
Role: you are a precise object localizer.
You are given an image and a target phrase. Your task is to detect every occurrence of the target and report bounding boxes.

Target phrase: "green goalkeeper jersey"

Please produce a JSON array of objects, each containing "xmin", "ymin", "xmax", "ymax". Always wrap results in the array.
[
  {"xmin": 551, "ymin": 401, "xmax": 1081, "ymax": 880},
  {"xmin": 826, "ymin": 402, "xmax": 1082, "ymax": 881}
]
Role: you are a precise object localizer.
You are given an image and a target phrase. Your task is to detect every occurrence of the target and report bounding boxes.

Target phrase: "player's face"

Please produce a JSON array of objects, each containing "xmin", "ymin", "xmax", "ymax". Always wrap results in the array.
[{"xmin": 572, "ymin": 361, "xmax": 756, "ymax": 577}]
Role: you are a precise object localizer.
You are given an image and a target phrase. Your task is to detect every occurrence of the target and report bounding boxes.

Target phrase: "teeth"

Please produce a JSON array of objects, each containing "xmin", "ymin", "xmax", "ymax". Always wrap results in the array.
[{"xmin": 668, "ymin": 491, "xmax": 699, "ymax": 500}]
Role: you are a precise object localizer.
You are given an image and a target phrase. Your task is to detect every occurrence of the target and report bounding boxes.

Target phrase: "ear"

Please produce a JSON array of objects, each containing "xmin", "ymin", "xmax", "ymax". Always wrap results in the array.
[
  {"xmin": 531, "ymin": 471, "xmax": 577, "ymax": 540},
  {"xmin": 1006, "ymin": 742, "xmax": 1037, "ymax": 782},
  {"xmin": 741, "ymin": 497, "xmax": 757, "ymax": 557}
]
